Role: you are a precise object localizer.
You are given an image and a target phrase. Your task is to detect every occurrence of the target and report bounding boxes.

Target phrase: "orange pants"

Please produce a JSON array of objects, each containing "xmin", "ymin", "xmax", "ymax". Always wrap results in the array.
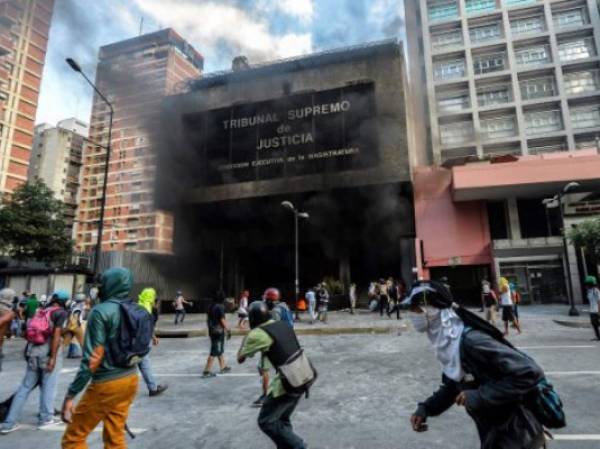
[{"xmin": 62, "ymin": 374, "xmax": 138, "ymax": 449}]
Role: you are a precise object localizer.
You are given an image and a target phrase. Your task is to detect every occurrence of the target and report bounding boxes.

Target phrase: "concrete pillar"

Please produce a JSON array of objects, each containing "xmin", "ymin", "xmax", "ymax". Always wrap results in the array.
[
  {"xmin": 507, "ymin": 198, "xmax": 522, "ymax": 240},
  {"xmin": 339, "ymin": 254, "xmax": 351, "ymax": 292}
]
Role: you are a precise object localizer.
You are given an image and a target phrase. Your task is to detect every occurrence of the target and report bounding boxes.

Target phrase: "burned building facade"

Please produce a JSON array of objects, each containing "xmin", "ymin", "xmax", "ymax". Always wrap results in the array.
[{"xmin": 158, "ymin": 40, "xmax": 424, "ymax": 298}]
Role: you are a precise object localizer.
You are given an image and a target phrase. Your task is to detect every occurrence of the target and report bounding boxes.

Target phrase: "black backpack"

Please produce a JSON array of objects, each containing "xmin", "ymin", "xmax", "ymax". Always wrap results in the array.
[{"xmin": 106, "ymin": 299, "xmax": 153, "ymax": 368}]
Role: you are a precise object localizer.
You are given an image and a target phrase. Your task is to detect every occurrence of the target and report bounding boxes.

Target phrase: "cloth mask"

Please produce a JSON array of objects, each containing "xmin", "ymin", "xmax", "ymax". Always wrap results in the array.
[{"xmin": 425, "ymin": 307, "xmax": 465, "ymax": 382}]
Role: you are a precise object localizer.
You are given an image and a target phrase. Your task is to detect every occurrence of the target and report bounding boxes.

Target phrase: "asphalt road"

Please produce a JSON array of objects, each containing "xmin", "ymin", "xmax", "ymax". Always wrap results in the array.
[{"xmin": 0, "ymin": 307, "xmax": 598, "ymax": 449}]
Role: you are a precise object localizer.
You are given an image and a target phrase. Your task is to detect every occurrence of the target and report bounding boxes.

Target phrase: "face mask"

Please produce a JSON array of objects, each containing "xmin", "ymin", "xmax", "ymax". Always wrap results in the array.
[{"xmin": 409, "ymin": 313, "xmax": 429, "ymax": 333}]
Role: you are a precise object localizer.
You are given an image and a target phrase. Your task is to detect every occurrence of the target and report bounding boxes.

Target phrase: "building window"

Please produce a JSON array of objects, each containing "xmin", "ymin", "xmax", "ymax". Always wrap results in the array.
[
  {"xmin": 510, "ymin": 14, "xmax": 545, "ymax": 35},
  {"xmin": 480, "ymin": 114, "xmax": 517, "ymax": 140},
  {"xmin": 465, "ymin": 0, "xmax": 496, "ymax": 15},
  {"xmin": 428, "ymin": 0, "xmax": 458, "ymax": 22},
  {"xmin": 436, "ymin": 89, "xmax": 470, "ymax": 112},
  {"xmin": 514, "ymin": 44, "xmax": 551, "ymax": 67},
  {"xmin": 528, "ymin": 139, "xmax": 568, "ymax": 154},
  {"xmin": 431, "ymin": 29, "xmax": 463, "ymax": 52},
  {"xmin": 553, "ymin": 6, "xmax": 589, "ymax": 29},
  {"xmin": 517, "ymin": 198, "xmax": 561, "ymax": 238},
  {"xmin": 505, "ymin": 0, "xmax": 535, "ymax": 7},
  {"xmin": 557, "ymin": 37, "xmax": 596, "ymax": 62},
  {"xmin": 487, "ymin": 201, "xmax": 509, "ymax": 239},
  {"xmin": 563, "ymin": 69, "xmax": 600, "ymax": 95},
  {"xmin": 473, "ymin": 51, "xmax": 507, "ymax": 75},
  {"xmin": 570, "ymin": 105, "xmax": 600, "ymax": 129},
  {"xmin": 433, "ymin": 58, "xmax": 466, "ymax": 81},
  {"xmin": 469, "ymin": 22, "xmax": 502, "ymax": 44},
  {"xmin": 524, "ymin": 109, "xmax": 563, "ymax": 134},
  {"xmin": 519, "ymin": 75, "xmax": 557, "ymax": 100},
  {"xmin": 439, "ymin": 120, "xmax": 475, "ymax": 145},
  {"xmin": 477, "ymin": 83, "xmax": 511, "ymax": 106}
]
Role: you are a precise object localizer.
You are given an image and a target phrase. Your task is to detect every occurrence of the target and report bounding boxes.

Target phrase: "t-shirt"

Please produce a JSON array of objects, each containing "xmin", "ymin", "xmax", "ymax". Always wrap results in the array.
[
  {"xmin": 588, "ymin": 287, "xmax": 600, "ymax": 314},
  {"xmin": 24, "ymin": 297, "xmax": 40, "ymax": 320},
  {"xmin": 207, "ymin": 302, "xmax": 225, "ymax": 330},
  {"xmin": 305, "ymin": 290, "xmax": 315, "ymax": 304},
  {"xmin": 174, "ymin": 295, "xmax": 185, "ymax": 310},
  {"xmin": 499, "ymin": 287, "xmax": 513, "ymax": 306}
]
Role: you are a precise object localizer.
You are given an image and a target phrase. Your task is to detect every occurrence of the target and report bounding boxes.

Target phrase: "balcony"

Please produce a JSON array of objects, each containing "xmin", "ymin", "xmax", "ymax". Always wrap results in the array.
[
  {"xmin": 510, "ymin": 15, "xmax": 545, "ymax": 36},
  {"xmin": 519, "ymin": 76, "xmax": 557, "ymax": 100},
  {"xmin": 431, "ymin": 29, "xmax": 463, "ymax": 53},
  {"xmin": 552, "ymin": 7, "xmax": 589, "ymax": 30},
  {"xmin": 469, "ymin": 22, "xmax": 502, "ymax": 45},
  {"xmin": 428, "ymin": 0, "xmax": 459, "ymax": 22},
  {"xmin": 558, "ymin": 37, "xmax": 597, "ymax": 63},
  {"xmin": 477, "ymin": 83, "xmax": 512, "ymax": 107},
  {"xmin": 571, "ymin": 105, "xmax": 600, "ymax": 130},
  {"xmin": 473, "ymin": 51, "xmax": 508, "ymax": 75},
  {"xmin": 433, "ymin": 58, "xmax": 466, "ymax": 81},
  {"xmin": 515, "ymin": 43, "xmax": 552, "ymax": 67},
  {"xmin": 437, "ymin": 90, "xmax": 471, "ymax": 113},
  {"xmin": 465, "ymin": 0, "xmax": 496, "ymax": 15},
  {"xmin": 0, "ymin": 34, "xmax": 13, "ymax": 56},
  {"xmin": 480, "ymin": 115, "xmax": 518, "ymax": 140},
  {"xmin": 0, "ymin": 2, "xmax": 22, "ymax": 27},
  {"xmin": 440, "ymin": 120, "xmax": 475, "ymax": 146},
  {"xmin": 563, "ymin": 69, "xmax": 600, "ymax": 95},
  {"xmin": 524, "ymin": 109, "xmax": 563, "ymax": 135},
  {"xmin": 493, "ymin": 237, "xmax": 563, "ymax": 250}
]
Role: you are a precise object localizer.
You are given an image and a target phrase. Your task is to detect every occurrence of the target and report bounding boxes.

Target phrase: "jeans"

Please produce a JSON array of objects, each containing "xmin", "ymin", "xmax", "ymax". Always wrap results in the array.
[
  {"xmin": 138, "ymin": 342, "xmax": 158, "ymax": 391},
  {"xmin": 3, "ymin": 354, "xmax": 63, "ymax": 426},
  {"xmin": 307, "ymin": 300, "xmax": 316, "ymax": 323},
  {"xmin": 258, "ymin": 393, "xmax": 305, "ymax": 449},
  {"xmin": 174, "ymin": 309, "xmax": 185, "ymax": 324}
]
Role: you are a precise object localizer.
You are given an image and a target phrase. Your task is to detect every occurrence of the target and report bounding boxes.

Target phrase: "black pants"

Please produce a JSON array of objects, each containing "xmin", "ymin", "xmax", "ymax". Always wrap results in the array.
[
  {"xmin": 174, "ymin": 309, "xmax": 185, "ymax": 324},
  {"xmin": 378, "ymin": 296, "xmax": 388, "ymax": 316},
  {"xmin": 258, "ymin": 393, "xmax": 305, "ymax": 449},
  {"xmin": 387, "ymin": 302, "xmax": 401, "ymax": 319},
  {"xmin": 591, "ymin": 313, "xmax": 600, "ymax": 340}
]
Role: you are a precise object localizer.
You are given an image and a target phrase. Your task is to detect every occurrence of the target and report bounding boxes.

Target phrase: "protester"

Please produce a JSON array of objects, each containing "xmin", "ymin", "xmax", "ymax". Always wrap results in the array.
[
  {"xmin": 137, "ymin": 287, "xmax": 168, "ymax": 396},
  {"xmin": 499, "ymin": 277, "xmax": 521, "ymax": 336},
  {"xmin": 585, "ymin": 276, "xmax": 600, "ymax": 341},
  {"xmin": 510, "ymin": 282, "xmax": 522, "ymax": 328},
  {"xmin": 349, "ymin": 283, "xmax": 357, "ymax": 314},
  {"xmin": 317, "ymin": 283, "xmax": 330, "ymax": 323},
  {"xmin": 306, "ymin": 287, "xmax": 317, "ymax": 324},
  {"xmin": 0, "ymin": 288, "xmax": 16, "ymax": 371},
  {"xmin": 387, "ymin": 278, "xmax": 402, "ymax": 319},
  {"xmin": 63, "ymin": 293, "xmax": 87, "ymax": 359},
  {"xmin": 173, "ymin": 290, "xmax": 191, "ymax": 325},
  {"xmin": 23, "ymin": 293, "xmax": 39, "ymax": 323},
  {"xmin": 378, "ymin": 278, "xmax": 388, "ymax": 317},
  {"xmin": 61, "ymin": 268, "xmax": 141, "ymax": 449},
  {"xmin": 237, "ymin": 290, "xmax": 250, "ymax": 329},
  {"xmin": 404, "ymin": 281, "xmax": 546, "ymax": 449},
  {"xmin": 0, "ymin": 290, "xmax": 69, "ymax": 434},
  {"xmin": 238, "ymin": 301, "xmax": 308, "ymax": 449},
  {"xmin": 10, "ymin": 296, "xmax": 22, "ymax": 338},
  {"xmin": 481, "ymin": 280, "xmax": 498, "ymax": 326},
  {"xmin": 202, "ymin": 291, "xmax": 231, "ymax": 378}
]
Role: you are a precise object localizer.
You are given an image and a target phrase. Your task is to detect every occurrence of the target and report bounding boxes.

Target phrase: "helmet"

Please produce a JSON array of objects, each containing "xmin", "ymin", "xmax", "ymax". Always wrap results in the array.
[
  {"xmin": 585, "ymin": 275, "xmax": 598, "ymax": 286},
  {"xmin": 262, "ymin": 288, "xmax": 280, "ymax": 302},
  {"xmin": 248, "ymin": 301, "xmax": 271, "ymax": 329},
  {"xmin": 51, "ymin": 289, "xmax": 70, "ymax": 306}
]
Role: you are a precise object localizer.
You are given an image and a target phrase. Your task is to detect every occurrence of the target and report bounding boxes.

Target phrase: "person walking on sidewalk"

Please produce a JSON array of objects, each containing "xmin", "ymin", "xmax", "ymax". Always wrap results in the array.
[
  {"xmin": 61, "ymin": 268, "xmax": 141, "ymax": 449},
  {"xmin": 481, "ymin": 280, "xmax": 498, "ymax": 326},
  {"xmin": 585, "ymin": 276, "xmax": 600, "ymax": 341},
  {"xmin": 173, "ymin": 290, "xmax": 191, "ymax": 325},
  {"xmin": 202, "ymin": 292, "xmax": 231, "ymax": 378},
  {"xmin": 306, "ymin": 287, "xmax": 317, "ymax": 324},
  {"xmin": 499, "ymin": 277, "xmax": 521, "ymax": 336},
  {"xmin": 378, "ymin": 279, "xmax": 389, "ymax": 317},
  {"xmin": 317, "ymin": 283, "xmax": 330, "ymax": 323},
  {"xmin": 137, "ymin": 287, "xmax": 168, "ymax": 397},
  {"xmin": 1, "ymin": 290, "xmax": 69, "ymax": 434},
  {"xmin": 349, "ymin": 283, "xmax": 357, "ymax": 314},
  {"xmin": 238, "ymin": 301, "xmax": 308, "ymax": 449}
]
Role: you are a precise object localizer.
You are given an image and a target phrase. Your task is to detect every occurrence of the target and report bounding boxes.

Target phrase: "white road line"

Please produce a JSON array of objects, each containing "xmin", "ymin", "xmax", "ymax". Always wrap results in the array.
[
  {"xmin": 546, "ymin": 370, "xmax": 600, "ymax": 376},
  {"xmin": 553, "ymin": 434, "xmax": 600, "ymax": 441},
  {"xmin": 154, "ymin": 373, "xmax": 256, "ymax": 378},
  {"xmin": 60, "ymin": 368, "xmax": 78, "ymax": 374},
  {"xmin": 519, "ymin": 345, "xmax": 596, "ymax": 350},
  {"xmin": 19, "ymin": 423, "xmax": 147, "ymax": 434}
]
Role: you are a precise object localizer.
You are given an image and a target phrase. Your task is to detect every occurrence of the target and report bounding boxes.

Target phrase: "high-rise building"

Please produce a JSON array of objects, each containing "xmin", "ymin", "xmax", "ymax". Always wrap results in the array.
[
  {"xmin": 76, "ymin": 29, "xmax": 203, "ymax": 254},
  {"xmin": 0, "ymin": 0, "xmax": 54, "ymax": 195},
  {"xmin": 29, "ymin": 118, "xmax": 88, "ymax": 234},
  {"xmin": 406, "ymin": 0, "xmax": 600, "ymax": 164}
]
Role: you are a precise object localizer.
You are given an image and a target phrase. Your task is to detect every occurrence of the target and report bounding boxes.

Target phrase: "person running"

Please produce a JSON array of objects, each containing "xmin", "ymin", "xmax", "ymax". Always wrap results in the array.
[
  {"xmin": 173, "ymin": 290, "xmax": 191, "ymax": 325},
  {"xmin": 481, "ymin": 280, "xmax": 498, "ymax": 326},
  {"xmin": 0, "ymin": 290, "xmax": 69, "ymax": 434},
  {"xmin": 237, "ymin": 290, "xmax": 250, "ymax": 329},
  {"xmin": 238, "ymin": 301, "xmax": 307, "ymax": 449},
  {"xmin": 0, "ymin": 288, "xmax": 16, "ymax": 371},
  {"xmin": 202, "ymin": 292, "xmax": 231, "ymax": 378},
  {"xmin": 305, "ymin": 287, "xmax": 317, "ymax": 324},
  {"xmin": 61, "ymin": 268, "xmax": 140, "ymax": 449},
  {"xmin": 404, "ymin": 281, "xmax": 546, "ymax": 449},
  {"xmin": 317, "ymin": 283, "xmax": 330, "ymax": 323},
  {"xmin": 499, "ymin": 277, "xmax": 521, "ymax": 336},
  {"xmin": 349, "ymin": 283, "xmax": 357, "ymax": 314},
  {"xmin": 137, "ymin": 287, "xmax": 168, "ymax": 397},
  {"xmin": 585, "ymin": 276, "xmax": 600, "ymax": 341}
]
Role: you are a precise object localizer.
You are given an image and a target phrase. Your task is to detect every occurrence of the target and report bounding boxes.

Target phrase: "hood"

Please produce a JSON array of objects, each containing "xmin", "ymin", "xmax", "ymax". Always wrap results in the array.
[
  {"xmin": 99, "ymin": 267, "xmax": 133, "ymax": 302},
  {"xmin": 138, "ymin": 287, "xmax": 157, "ymax": 313}
]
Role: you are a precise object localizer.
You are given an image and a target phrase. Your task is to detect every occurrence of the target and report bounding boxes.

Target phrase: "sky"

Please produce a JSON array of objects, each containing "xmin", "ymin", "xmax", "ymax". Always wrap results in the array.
[{"xmin": 36, "ymin": 0, "xmax": 406, "ymax": 126}]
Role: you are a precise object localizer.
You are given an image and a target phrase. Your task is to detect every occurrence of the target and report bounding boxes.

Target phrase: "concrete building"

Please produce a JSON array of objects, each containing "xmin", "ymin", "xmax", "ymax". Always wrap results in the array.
[
  {"xmin": 406, "ymin": 0, "xmax": 600, "ymax": 164},
  {"xmin": 75, "ymin": 29, "xmax": 203, "ymax": 254},
  {"xmin": 0, "ymin": 0, "xmax": 54, "ymax": 195},
  {"xmin": 157, "ymin": 40, "xmax": 424, "ymax": 299},
  {"xmin": 29, "ymin": 118, "xmax": 88, "ymax": 234}
]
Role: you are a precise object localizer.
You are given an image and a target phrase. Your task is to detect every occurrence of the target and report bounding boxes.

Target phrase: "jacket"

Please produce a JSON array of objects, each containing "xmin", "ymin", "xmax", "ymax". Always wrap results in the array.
[
  {"xmin": 416, "ymin": 329, "xmax": 545, "ymax": 449},
  {"xmin": 66, "ymin": 268, "xmax": 137, "ymax": 398}
]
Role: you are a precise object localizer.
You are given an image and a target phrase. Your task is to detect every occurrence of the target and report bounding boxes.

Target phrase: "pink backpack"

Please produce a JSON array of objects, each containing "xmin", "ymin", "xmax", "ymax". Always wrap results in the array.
[{"xmin": 25, "ymin": 306, "xmax": 59, "ymax": 345}]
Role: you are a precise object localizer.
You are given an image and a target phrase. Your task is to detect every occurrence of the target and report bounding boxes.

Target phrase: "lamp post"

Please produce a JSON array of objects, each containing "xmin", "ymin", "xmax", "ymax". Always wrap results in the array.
[
  {"xmin": 281, "ymin": 201, "xmax": 309, "ymax": 306},
  {"xmin": 66, "ymin": 58, "xmax": 114, "ymax": 277},
  {"xmin": 543, "ymin": 181, "xmax": 581, "ymax": 316}
]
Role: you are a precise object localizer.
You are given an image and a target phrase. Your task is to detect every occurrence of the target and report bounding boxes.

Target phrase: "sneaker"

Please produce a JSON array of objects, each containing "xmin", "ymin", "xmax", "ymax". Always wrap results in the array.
[
  {"xmin": 0, "ymin": 423, "xmax": 19, "ymax": 434},
  {"xmin": 220, "ymin": 366, "xmax": 232, "ymax": 374},
  {"xmin": 38, "ymin": 418, "xmax": 61, "ymax": 429},
  {"xmin": 252, "ymin": 394, "xmax": 267, "ymax": 408},
  {"xmin": 202, "ymin": 371, "xmax": 216, "ymax": 378},
  {"xmin": 149, "ymin": 384, "xmax": 169, "ymax": 397}
]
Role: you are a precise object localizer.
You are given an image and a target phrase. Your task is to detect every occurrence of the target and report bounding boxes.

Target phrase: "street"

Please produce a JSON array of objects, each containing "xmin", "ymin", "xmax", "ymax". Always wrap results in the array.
[{"xmin": 1, "ymin": 306, "xmax": 599, "ymax": 449}]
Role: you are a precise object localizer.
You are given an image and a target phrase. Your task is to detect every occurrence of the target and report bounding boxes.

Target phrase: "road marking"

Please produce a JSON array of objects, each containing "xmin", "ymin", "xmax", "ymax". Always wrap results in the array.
[
  {"xmin": 519, "ymin": 345, "xmax": 596, "ymax": 350},
  {"xmin": 155, "ymin": 372, "xmax": 256, "ymax": 378},
  {"xmin": 553, "ymin": 434, "xmax": 600, "ymax": 441},
  {"xmin": 19, "ymin": 423, "xmax": 147, "ymax": 434},
  {"xmin": 546, "ymin": 370, "xmax": 600, "ymax": 376},
  {"xmin": 60, "ymin": 368, "xmax": 78, "ymax": 374}
]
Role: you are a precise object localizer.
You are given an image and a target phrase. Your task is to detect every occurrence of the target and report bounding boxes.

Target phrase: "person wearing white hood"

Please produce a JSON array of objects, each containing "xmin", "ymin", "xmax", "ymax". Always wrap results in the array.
[{"xmin": 404, "ymin": 281, "xmax": 552, "ymax": 449}]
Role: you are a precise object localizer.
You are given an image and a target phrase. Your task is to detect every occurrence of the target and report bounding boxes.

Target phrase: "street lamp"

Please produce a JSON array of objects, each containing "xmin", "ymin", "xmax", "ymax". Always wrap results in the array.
[
  {"xmin": 66, "ymin": 57, "xmax": 114, "ymax": 277},
  {"xmin": 281, "ymin": 201, "xmax": 309, "ymax": 307},
  {"xmin": 543, "ymin": 181, "xmax": 581, "ymax": 316}
]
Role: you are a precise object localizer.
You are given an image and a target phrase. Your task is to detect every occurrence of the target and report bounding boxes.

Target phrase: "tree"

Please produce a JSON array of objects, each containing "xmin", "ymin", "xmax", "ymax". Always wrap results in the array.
[
  {"xmin": 0, "ymin": 180, "xmax": 73, "ymax": 264},
  {"xmin": 568, "ymin": 218, "xmax": 600, "ymax": 258}
]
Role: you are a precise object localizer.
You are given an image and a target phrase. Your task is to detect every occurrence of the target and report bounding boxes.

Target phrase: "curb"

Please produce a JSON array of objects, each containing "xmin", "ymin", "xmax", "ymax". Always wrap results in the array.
[
  {"xmin": 553, "ymin": 319, "xmax": 591, "ymax": 329},
  {"xmin": 156, "ymin": 325, "xmax": 407, "ymax": 338}
]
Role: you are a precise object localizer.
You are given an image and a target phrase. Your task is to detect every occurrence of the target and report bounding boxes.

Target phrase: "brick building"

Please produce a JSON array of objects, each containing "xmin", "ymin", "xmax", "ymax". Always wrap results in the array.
[
  {"xmin": 76, "ymin": 29, "xmax": 203, "ymax": 254},
  {"xmin": 0, "ymin": 0, "xmax": 54, "ymax": 195}
]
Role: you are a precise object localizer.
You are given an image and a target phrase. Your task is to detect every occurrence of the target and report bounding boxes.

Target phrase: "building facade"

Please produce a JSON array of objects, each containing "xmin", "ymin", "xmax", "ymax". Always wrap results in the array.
[
  {"xmin": 0, "ymin": 0, "xmax": 54, "ymax": 195},
  {"xmin": 75, "ymin": 29, "xmax": 203, "ymax": 254},
  {"xmin": 407, "ymin": 0, "xmax": 600, "ymax": 164},
  {"xmin": 29, "ymin": 118, "xmax": 88, "ymax": 234}
]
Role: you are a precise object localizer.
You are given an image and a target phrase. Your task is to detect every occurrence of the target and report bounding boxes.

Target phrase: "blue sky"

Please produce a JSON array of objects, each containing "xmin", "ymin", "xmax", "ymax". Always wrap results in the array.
[{"xmin": 37, "ymin": 0, "xmax": 405, "ymax": 126}]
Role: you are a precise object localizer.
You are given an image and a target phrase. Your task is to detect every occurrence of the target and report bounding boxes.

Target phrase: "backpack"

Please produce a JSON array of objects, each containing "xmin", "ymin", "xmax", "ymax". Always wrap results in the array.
[
  {"xmin": 25, "ymin": 306, "xmax": 59, "ymax": 345},
  {"xmin": 275, "ymin": 304, "xmax": 294, "ymax": 327},
  {"xmin": 278, "ymin": 348, "xmax": 318, "ymax": 397},
  {"xmin": 106, "ymin": 299, "xmax": 153, "ymax": 368}
]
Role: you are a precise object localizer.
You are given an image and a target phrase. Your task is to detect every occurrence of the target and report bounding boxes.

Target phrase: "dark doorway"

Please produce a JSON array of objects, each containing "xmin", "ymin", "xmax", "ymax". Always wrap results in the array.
[{"xmin": 430, "ymin": 265, "xmax": 491, "ymax": 306}]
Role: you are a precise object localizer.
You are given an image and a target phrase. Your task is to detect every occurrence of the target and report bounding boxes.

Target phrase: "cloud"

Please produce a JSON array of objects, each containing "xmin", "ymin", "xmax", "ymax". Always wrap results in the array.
[{"xmin": 277, "ymin": 0, "xmax": 314, "ymax": 22}]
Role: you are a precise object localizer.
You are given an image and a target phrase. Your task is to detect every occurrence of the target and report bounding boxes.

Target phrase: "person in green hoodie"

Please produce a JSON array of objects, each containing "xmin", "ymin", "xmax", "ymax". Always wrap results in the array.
[
  {"xmin": 61, "ymin": 267, "xmax": 139, "ymax": 449},
  {"xmin": 137, "ymin": 287, "xmax": 167, "ymax": 397}
]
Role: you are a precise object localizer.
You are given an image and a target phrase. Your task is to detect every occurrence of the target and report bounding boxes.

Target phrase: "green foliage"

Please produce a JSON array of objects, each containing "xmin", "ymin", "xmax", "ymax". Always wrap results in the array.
[
  {"xmin": 568, "ymin": 218, "xmax": 600, "ymax": 257},
  {"xmin": 0, "ymin": 180, "xmax": 73, "ymax": 263},
  {"xmin": 322, "ymin": 276, "xmax": 344, "ymax": 294}
]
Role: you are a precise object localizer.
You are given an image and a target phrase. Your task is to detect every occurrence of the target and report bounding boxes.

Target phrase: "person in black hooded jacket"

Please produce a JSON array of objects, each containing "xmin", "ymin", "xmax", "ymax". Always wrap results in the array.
[{"xmin": 404, "ymin": 281, "xmax": 546, "ymax": 449}]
